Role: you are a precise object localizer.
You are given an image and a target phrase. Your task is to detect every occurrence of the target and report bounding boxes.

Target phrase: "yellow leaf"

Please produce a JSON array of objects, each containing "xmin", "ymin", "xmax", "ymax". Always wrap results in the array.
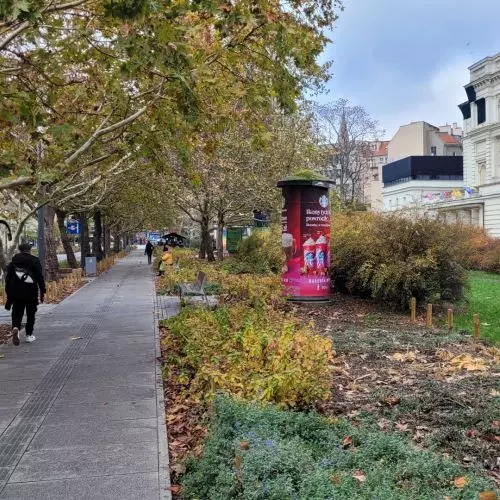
[
  {"xmin": 490, "ymin": 389, "xmax": 500, "ymax": 396},
  {"xmin": 479, "ymin": 491, "xmax": 498, "ymax": 500},
  {"xmin": 453, "ymin": 476, "xmax": 468, "ymax": 488}
]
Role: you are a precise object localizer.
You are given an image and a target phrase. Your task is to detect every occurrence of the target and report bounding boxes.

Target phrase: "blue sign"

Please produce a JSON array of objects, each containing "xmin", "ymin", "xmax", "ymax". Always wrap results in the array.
[
  {"xmin": 66, "ymin": 221, "xmax": 80, "ymax": 234},
  {"xmin": 148, "ymin": 231, "xmax": 161, "ymax": 241}
]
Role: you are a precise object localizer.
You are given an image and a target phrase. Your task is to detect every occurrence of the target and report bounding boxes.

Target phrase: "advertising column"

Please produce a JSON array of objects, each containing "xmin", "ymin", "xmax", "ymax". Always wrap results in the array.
[{"xmin": 278, "ymin": 178, "xmax": 334, "ymax": 301}]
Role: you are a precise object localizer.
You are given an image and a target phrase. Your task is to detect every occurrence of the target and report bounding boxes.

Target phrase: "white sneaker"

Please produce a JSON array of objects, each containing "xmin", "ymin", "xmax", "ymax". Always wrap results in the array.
[
  {"xmin": 25, "ymin": 335, "xmax": 37, "ymax": 343},
  {"xmin": 12, "ymin": 327, "xmax": 20, "ymax": 346}
]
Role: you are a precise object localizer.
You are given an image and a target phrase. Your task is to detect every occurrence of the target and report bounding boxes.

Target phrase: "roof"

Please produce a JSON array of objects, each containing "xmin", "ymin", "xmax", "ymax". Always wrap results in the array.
[
  {"xmin": 438, "ymin": 133, "xmax": 461, "ymax": 145},
  {"xmin": 370, "ymin": 141, "xmax": 389, "ymax": 157}
]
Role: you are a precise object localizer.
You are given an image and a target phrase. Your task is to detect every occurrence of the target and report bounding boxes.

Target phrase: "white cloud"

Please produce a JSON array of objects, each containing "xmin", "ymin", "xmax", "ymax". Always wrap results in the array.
[{"xmin": 377, "ymin": 58, "xmax": 473, "ymax": 138}]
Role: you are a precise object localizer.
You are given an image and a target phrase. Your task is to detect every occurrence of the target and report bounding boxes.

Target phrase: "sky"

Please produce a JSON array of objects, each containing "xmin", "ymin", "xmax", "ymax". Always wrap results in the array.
[{"xmin": 319, "ymin": 0, "xmax": 500, "ymax": 139}]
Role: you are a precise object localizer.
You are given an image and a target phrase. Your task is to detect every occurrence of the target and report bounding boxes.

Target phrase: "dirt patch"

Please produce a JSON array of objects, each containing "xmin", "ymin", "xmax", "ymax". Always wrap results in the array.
[
  {"xmin": 0, "ymin": 324, "xmax": 12, "ymax": 345},
  {"xmin": 295, "ymin": 294, "xmax": 500, "ymax": 485}
]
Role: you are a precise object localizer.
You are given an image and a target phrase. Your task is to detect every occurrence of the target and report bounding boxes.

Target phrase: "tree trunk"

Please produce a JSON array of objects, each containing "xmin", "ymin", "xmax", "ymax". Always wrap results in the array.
[
  {"xmin": 104, "ymin": 225, "xmax": 111, "ymax": 256},
  {"xmin": 80, "ymin": 213, "xmax": 90, "ymax": 268},
  {"xmin": 44, "ymin": 205, "xmax": 59, "ymax": 281},
  {"xmin": 199, "ymin": 214, "xmax": 215, "ymax": 262},
  {"xmin": 56, "ymin": 209, "xmax": 78, "ymax": 268},
  {"xmin": 113, "ymin": 230, "xmax": 121, "ymax": 253},
  {"xmin": 93, "ymin": 211, "xmax": 104, "ymax": 261},
  {"xmin": 216, "ymin": 212, "xmax": 224, "ymax": 261}
]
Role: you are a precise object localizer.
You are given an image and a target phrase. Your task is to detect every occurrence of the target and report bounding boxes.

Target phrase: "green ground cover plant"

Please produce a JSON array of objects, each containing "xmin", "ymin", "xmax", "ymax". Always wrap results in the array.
[{"xmin": 181, "ymin": 396, "xmax": 494, "ymax": 499}]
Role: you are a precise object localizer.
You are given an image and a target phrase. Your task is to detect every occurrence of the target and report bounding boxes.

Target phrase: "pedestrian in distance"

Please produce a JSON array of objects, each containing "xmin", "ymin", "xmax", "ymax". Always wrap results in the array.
[
  {"xmin": 5, "ymin": 243, "xmax": 46, "ymax": 345},
  {"xmin": 145, "ymin": 240, "xmax": 154, "ymax": 265}
]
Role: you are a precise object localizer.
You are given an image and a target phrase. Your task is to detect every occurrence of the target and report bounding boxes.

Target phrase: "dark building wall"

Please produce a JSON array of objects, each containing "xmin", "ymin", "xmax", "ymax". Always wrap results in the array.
[{"xmin": 383, "ymin": 156, "xmax": 463, "ymax": 186}]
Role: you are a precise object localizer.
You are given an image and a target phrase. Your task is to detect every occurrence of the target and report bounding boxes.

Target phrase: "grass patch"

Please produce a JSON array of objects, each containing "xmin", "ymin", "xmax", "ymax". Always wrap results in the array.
[
  {"xmin": 181, "ymin": 396, "xmax": 494, "ymax": 499},
  {"xmin": 455, "ymin": 271, "xmax": 500, "ymax": 342}
]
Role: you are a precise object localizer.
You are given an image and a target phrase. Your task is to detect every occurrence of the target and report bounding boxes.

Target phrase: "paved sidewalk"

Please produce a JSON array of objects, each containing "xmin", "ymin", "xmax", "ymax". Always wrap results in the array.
[{"xmin": 0, "ymin": 251, "xmax": 177, "ymax": 500}]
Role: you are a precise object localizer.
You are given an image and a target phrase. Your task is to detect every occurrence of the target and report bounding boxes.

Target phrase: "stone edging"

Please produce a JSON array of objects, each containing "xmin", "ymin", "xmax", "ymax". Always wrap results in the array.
[{"xmin": 153, "ymin": 275, "xmax": 172, "ymax": 500}]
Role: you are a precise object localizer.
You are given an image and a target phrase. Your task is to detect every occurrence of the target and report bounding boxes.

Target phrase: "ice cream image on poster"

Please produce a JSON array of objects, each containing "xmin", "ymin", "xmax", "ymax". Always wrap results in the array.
[
  {"xmin": 315, "ymin": 235, "xmax": 328, "ymax": 274},
  {"xmin": 302, "ymin": 237, "xmax": 316, "ymax": 273},
  {"xmin": 277, "ymin": 174, "xmax": 334, "ymax": 302}
]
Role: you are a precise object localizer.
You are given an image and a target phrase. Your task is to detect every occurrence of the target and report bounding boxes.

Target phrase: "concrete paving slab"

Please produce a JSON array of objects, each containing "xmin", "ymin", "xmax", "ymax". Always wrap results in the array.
[
  {"xmin": 53, "ymin": 385, "xmax": 156, "ymax": 405},
  {"xmin": 9, "ymin": 441, "xmax": 158, "ymax": 482},
  {"xmin": 0, "ymin": 409, "xmax": 19, "ymax": 431},
  {"xmin": 28, "ymin": 418, "xmax": 158, "ymax": 450},
  {"xmin": 44, "ymin": 400, "xmax": 157, "ymax": 424},
  {"xmin": 0, "ymin": 472, "xmax": 160, "ymax": 500}
]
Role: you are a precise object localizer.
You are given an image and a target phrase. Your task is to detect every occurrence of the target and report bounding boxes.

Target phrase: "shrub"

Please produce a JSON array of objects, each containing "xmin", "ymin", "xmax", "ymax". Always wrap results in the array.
[
  {"xmin": 163, "ymin": 303, "xmax": 333, "ymax": 408},
  {"xmin": 331, "ymin": 212, "xmax": 468, "ymax": 309},
  {"xmin": 454, "ymin": 224, "xmax": 500, "ymax": 273},
  {"xmin": 181, "ymin": 396, "xmax": 493, "ymax": 499},
  {"xmin": 235, "ymin": 225, "xmax": 282, "ymax": 274}
]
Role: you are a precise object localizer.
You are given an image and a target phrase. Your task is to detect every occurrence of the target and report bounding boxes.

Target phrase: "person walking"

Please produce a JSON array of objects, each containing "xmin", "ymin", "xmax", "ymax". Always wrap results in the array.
[
  {"xmin": 5, "ymin": 243, "xmax": 46, "ymax": 345},
  {"xmin": 145, "ymin": 240, "xmax": 154, "ymax": 265}
]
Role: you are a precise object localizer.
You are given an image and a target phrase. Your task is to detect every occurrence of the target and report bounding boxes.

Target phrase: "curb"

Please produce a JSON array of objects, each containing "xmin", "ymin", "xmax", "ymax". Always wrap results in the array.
[{"xmin": 153, "ymin": 275, "xmax": 172, "ymax": 500}]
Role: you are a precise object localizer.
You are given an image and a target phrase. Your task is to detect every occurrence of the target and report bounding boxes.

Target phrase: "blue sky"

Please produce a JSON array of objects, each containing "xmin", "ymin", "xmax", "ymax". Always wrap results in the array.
[{"xmin": 319, "ymin": 0, "xmax": 500, "ymax": 138}]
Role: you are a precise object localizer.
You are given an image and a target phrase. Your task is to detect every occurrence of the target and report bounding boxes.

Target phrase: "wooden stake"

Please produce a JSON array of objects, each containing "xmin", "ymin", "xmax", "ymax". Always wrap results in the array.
[
  {"xmin": 410, "ymin": 297, "xmax": 416, "ymax": 323},
  {"xmin": 473, "ymin": 313, "xmax": 480, "ymax": 339},
  {"xmin": 426, "ymin": 303, "xmax": 433, "ymax": 328},
  {"xmin": 447, "ymin": 308, "xmax": 453, "ymax": 330}
]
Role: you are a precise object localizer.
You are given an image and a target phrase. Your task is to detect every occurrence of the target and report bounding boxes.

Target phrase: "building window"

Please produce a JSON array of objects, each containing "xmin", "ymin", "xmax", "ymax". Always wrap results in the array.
[
  {"xmin": 478, "ymin": 161, "xmax": 486, "ymax": 185},
  {"xmin": 477, "ymin": 98, "xmax": 486, "ymax": 124},
  {"xmin": 430, "ymin": 146, "xmax": 436, "ymax": 156},
  {"xmin": 373, "ymin": 173, "xmax": 379, "ymax": 181}
]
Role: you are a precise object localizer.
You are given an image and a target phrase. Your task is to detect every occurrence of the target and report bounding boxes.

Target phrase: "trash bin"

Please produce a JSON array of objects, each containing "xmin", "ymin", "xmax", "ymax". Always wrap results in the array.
[{"xmin": 85, "ymin": 254, "xmax": 97, "ymax": 276}]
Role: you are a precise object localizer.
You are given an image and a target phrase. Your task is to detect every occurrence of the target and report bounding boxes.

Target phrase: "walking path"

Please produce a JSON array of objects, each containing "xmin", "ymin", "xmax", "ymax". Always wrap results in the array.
[{"xmin": 0, "ymin": 250, "xmax": 177, "ymax": 500}]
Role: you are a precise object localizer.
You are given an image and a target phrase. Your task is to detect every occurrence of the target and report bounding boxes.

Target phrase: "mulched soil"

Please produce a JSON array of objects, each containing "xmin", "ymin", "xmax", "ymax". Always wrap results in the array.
[
  {"xmin": 159, "ymin": 326, "xmax": 208, "ymax": 490},
  {"xmin": 294, "ymin": 293, "xmax": 500, "ymax": 486},
  {"xmin": 0, "ymin": 324, "xmax": 12, "ymax": 345}
]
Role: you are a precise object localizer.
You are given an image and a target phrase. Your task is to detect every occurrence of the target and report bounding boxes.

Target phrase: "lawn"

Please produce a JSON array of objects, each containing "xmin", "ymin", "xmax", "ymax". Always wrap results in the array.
[{"xmin": 455, "ymin": 271, "xmax": 500, "ymax": 343}]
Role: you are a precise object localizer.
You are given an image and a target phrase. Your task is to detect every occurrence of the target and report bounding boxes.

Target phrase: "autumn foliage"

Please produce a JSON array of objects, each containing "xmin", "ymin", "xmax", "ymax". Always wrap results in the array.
[{"xmin": 331, "ymin": 212, "xmax": 469, "ymax": 309}]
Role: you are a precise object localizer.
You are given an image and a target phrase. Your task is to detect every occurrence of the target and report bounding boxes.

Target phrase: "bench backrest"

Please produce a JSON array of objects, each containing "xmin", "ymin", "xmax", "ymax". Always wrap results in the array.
[{"xmin": 193, "ymin": 271, "xmax": 206, "ymax": 290}]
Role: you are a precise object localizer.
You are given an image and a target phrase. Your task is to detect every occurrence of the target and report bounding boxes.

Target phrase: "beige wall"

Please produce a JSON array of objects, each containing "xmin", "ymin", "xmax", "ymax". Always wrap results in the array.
[{"xmin": 388, "ymin": 122, "xmax": 426, "ymax": 161}]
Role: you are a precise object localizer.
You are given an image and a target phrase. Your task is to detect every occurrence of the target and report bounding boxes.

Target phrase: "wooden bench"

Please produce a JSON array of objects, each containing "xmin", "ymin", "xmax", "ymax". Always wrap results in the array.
[{"xmin": 179, "ymin": 271, "xmax": 207, "ymax": 303}]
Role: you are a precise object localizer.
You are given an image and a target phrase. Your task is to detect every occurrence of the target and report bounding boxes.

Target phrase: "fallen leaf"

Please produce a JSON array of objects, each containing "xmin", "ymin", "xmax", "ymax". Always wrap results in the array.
[
  {"xmin": 343, "ymin": 435, "xmax": 353, "ymax": 448},
  {"xmin": 0, "ymin": 354, "xmax": 4, "ymax": 359},
  {"xmin": 479, "ymin": 491, "xmax": 498, "ymax": 500},
  {"xmin": 491, "ymin": 389, "xmax": 500, "ymax": 397},
  {"xmin": 391, "ymin": 351, "xmax": 417, "ymax": 363},
  {"xmin": 492, "ymin": 420, "xmax": 500, "ymax": 429},
  {"xmin": 70, "ymin": 336, "xmax": 83, "ymax": 340},
  {"xmin": 167, "ymin": 484, "xmax": 182, "ymax": 495},
  {"xmin": 453, "ymin": 476, "xmax": 468, "ymax": 489},
  {"xmin": 381, "ymin": 395, "xmax": 401, "ymax": 406},
  {"xmin": 377, "ymin": 418, "xmax": 391, "ymax": 431},
  {"xmin": 353, "ymin": 470, "xmax": 366, "ymax": 483},
  {"xmin": 240, "ymin": 441, "xmax": 249, "ymax": 450},
  {"xmin": 467, "ymin": 429, "xmax": 480, "ymax": 438},
  {"xmin": 330, "ymin": 474, "xmax": 340, "ymax": 485},
  {"xmin": 395, "ymin": 422, "xmax": 409, "ymax": 432},
  {"xmin": 171, "ymin": 463, "xmax": 186, "ymax": 475}
]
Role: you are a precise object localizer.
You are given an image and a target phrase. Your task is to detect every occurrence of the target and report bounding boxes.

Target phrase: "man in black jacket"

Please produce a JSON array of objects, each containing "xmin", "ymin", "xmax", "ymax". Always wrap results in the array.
[
  {"xmin": 5, "ymin": 243, "xmax": 46, "ymax": 345},
  {"xmin": 144, "ymin": 240, "xmax": 154, "ymax": 265}
]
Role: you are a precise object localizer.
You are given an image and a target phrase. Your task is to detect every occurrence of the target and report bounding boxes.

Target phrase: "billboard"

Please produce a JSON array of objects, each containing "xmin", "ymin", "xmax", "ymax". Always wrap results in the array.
[{"xmin": 279, "ymin": 181, "xmax": 332, "ymax": 301}]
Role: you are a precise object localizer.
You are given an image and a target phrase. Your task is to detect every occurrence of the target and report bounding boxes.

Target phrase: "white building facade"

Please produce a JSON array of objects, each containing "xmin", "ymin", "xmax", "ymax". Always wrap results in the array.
[{"xmin": 457, "ymin": 51, "xmax": 500, "ymax": 236}]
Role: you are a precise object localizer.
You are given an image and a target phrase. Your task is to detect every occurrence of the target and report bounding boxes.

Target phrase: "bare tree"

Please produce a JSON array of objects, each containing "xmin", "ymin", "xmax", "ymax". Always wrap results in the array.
[{"xmin": 316, "ymin": 99, "xmax": 383, "ymax": 207}]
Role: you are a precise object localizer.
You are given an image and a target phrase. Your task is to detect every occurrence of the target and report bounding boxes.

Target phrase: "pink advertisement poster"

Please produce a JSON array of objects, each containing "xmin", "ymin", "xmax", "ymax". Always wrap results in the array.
[{"xmin": 281, "ymin": 184, "xmax": 331, "ymax": 300}]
